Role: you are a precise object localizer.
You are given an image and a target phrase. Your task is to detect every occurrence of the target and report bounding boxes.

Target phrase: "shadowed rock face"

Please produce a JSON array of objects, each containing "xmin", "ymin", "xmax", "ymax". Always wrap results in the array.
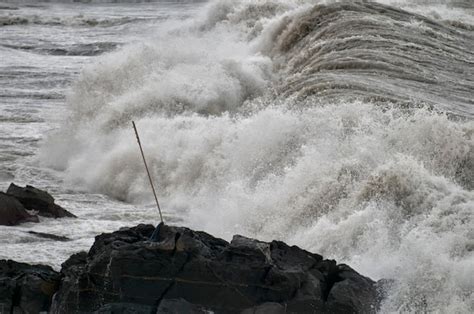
[
  {"xmin": 0, "ymin": 260, "xmax": 60, "ymax": 313},
  {"xmin": 6, "ymin": 183, "xmax": 76, "ymax": 218},
  {"xmin": 51, "ymin": 224, "xmax": 379, "ymax": 313},
  {"xmin": 0, "ymin": 192, "xmax": 39, "ymax": 226}
]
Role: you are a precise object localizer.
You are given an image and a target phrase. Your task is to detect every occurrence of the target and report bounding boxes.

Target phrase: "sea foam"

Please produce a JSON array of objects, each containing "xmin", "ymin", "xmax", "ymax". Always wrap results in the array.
[{"xmin": 40, "ymin": 1, "xmax": 473, "ymax": 312}]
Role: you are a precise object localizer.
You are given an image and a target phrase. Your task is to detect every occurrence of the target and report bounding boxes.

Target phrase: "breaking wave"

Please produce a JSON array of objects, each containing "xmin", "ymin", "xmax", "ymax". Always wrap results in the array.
[
  {"xmin": 41, "ymin": 1, "xmax": 474, "ymax": 313},
  {"xmin": 274, "ymin": 2, "xmax": 474, "ymax": 116}
]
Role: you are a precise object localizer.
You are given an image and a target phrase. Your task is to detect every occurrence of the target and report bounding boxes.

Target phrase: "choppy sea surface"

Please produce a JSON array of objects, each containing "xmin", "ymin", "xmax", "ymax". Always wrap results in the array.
[{"xmin": 1, "ymin": 0, "xmax": 473, "ymax": 312}]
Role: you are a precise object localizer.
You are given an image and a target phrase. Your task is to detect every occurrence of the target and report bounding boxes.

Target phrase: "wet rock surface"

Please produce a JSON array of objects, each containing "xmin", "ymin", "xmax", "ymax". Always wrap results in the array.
[
  {"xmin": 0, "ymin": 192, "xmax": 39, "ymax": 226},
  {"xmin": 0, "ymin": 260, "xmax": 60, "ymax": 313},
  {"xmin": 6, "ymin": 183, "xmax": 76, "ymax": 219},
  {"xmin": 27, "ymin": 231, "xmax": 71, "ymax": 242},
  {"xmin": 51, "ymin": 224, "xmax": 379, "ymax": 313}
]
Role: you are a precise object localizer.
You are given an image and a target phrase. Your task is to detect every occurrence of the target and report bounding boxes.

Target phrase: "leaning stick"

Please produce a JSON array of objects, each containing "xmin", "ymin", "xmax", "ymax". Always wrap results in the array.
[{"xmin": 132, "ymin": 121, "xmax": 164, "ymax": 224}]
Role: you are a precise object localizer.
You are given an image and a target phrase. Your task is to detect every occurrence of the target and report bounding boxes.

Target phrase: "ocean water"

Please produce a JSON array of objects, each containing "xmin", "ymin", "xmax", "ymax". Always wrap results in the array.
[{"xmin": 1, "ymin": 0, "xmax": 473, "ymax": 312}]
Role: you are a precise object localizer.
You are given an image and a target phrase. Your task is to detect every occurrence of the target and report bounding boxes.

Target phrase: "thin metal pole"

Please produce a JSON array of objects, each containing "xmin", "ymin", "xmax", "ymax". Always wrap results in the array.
[{"xmin": 132, "ymin": 121, "xmax": 164, "ymax": 224}]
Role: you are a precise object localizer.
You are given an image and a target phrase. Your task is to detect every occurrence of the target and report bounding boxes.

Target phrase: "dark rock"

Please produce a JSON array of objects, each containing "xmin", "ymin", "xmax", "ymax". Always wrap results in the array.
[
  {"xmin": 241, "ymin": 302, "xmax": 286, "ymax": 314},
  {"xmin": 6, "ymin": 183, "xmax": 76, "ymax": 218},
  {"xmin": 0, "ymin": 192, "xmax": 39, "ymax": 226},
  {"xmin": 60, "ymin": 251, "xmax": 88, "ymax": 275},
  {"xmin": 156, "ymin": 298, "xmax": 214, "ymax": 313},
  {"xmin": 94, "ymin": 303, "xmax": 156, "ymax": 314},
  {"xmin": 325, "ymin": 264, "xmax": 379, "ymax": 313},
  {"xmin": 27, "ymin": 231, "xmax": 71, "ymax": 242},
  {"xmin": 0, "ymin": 260, "xmax": 60, "ymax": 313},
  {"xmin": 51, "ymin": 224, "xmax": 379, "ymax": 313}
]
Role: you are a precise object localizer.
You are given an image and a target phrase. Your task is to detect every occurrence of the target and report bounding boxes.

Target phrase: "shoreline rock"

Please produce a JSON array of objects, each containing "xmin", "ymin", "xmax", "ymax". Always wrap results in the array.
[
  {"xmin": 0, "ymin": 183, "xmax": 76, "ymax": 226},
  {"xmin": 0, "ymin": 192, "xmax": 39, "ymax": 226},
  {"xmin": 0, "ymin": 224, "xmax": 382, "ymax": 313},
  {"xmin": 27, "ymin": 231, "xmax": 71, "ymax": 242},
  {"xmin": 0, "ymin": 260, "xmax": 60, "ymax": 313},
  {"xmin": 53, "ymin": 224, "xmax": 379, "ymax": 313},
  {"xmin": 7, "ymin": 183, "xmax": 76, "ymax": 219}
]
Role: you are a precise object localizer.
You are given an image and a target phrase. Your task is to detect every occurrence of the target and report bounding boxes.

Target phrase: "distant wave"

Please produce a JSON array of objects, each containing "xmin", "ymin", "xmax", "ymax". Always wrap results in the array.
[
  {"xmin": 1, "ymin": 0, "xmax": 206, "ymax": 4},
  {"xmin": 0, "ymin": 14, "xmax": 144, "ymax": 27},
  {"xmin": 0, "ymin": 4, "xmax": 18, "ymax": 10},
  {"xmin": 1, "ymin": 42, "xmax": 119, "ymax": 56}
]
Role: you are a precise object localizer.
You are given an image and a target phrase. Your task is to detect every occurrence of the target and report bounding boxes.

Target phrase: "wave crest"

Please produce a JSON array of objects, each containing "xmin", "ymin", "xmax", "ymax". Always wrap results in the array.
[{"xmin": 272, "ymin": 2, "xmax": 474, "ymax": 116}]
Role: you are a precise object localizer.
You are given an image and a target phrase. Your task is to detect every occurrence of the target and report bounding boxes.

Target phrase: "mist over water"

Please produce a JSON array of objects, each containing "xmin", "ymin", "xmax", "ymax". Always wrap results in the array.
[{"xmin": 1, "ymin": 0, "xmax": 473, "ymax": 312}]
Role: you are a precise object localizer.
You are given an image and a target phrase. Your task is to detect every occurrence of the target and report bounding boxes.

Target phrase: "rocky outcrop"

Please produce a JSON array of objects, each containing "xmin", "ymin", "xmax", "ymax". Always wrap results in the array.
[
  {"xmin": 0, "ymin": 183, "xmax": 76, "ymax": 226},
  {"xmin": 6, "ymin": 183, "xmax": 76, "ymax": 219},
  {"xmin": 0, "ymin": 192, "xmax": 39, "ymax": 226},
  {"xmin": 0, "ymin": 260, "xmax": 60, "ymax": 313},
  {"xmin": 0, "ymin": 223, "xmax": 381, "ymax": 313},
  {"xmin": 51, "ymin": 224, "xmax": 379, "ymax": 313},
  {"xmin": 27, "ymin": 231, "xmax": 71, "ymax": 242}
]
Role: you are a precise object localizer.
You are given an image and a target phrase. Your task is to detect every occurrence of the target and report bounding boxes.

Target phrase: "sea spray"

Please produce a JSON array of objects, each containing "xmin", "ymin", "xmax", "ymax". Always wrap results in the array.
[{"xmin": 39, "ymin": 1, "xmax": 473, "ymax": 312}]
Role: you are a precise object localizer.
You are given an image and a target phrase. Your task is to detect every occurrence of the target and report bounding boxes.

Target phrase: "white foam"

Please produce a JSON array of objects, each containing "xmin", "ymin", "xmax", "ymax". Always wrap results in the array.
[{"xmin": 38, "ymin": 1, "xmax": 474, "ymax": 312}]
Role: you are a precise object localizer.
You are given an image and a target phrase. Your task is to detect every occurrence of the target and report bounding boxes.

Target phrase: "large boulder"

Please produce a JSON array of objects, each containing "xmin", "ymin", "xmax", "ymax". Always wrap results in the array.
[
  {"xmin": 0, "ymin": 260, "xmax": 60, "ymax": 313},
  {"xmin": 0, "ymin": 192, "xmax": 39, "ymax": 226},
  {"xmin": 51, "ymin": 224, "xmax": 379, "ymax": 313},
  {"xmin": 6, "ymin": 183, "xmax": 76, "ymax": 218}
]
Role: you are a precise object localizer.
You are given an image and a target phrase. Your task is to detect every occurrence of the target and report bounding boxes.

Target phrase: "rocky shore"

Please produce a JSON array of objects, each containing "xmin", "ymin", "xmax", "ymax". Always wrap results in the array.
[
  {"xmin": 0, "ymin": 183, "xmax": 75, "ymax": 226},
  {"xmin": 0, "ymin": 223, "xmax": 381, "ymax": 313},
  {"xmin": 1, "ymin": 184, "xmax": 382, "ymax": 313}
]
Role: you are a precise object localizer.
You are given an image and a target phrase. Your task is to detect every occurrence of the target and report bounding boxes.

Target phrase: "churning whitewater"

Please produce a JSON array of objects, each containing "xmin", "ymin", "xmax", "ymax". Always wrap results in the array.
[{"xmin": 1, "ymin": 0, "xmax": 472, "ymax": 313}]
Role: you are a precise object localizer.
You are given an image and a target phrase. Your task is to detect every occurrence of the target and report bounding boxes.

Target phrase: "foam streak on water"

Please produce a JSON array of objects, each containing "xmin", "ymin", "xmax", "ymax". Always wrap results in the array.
[{"xmin": 1, "ymin": 1, "xmax": 473, "ymax": 313}]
